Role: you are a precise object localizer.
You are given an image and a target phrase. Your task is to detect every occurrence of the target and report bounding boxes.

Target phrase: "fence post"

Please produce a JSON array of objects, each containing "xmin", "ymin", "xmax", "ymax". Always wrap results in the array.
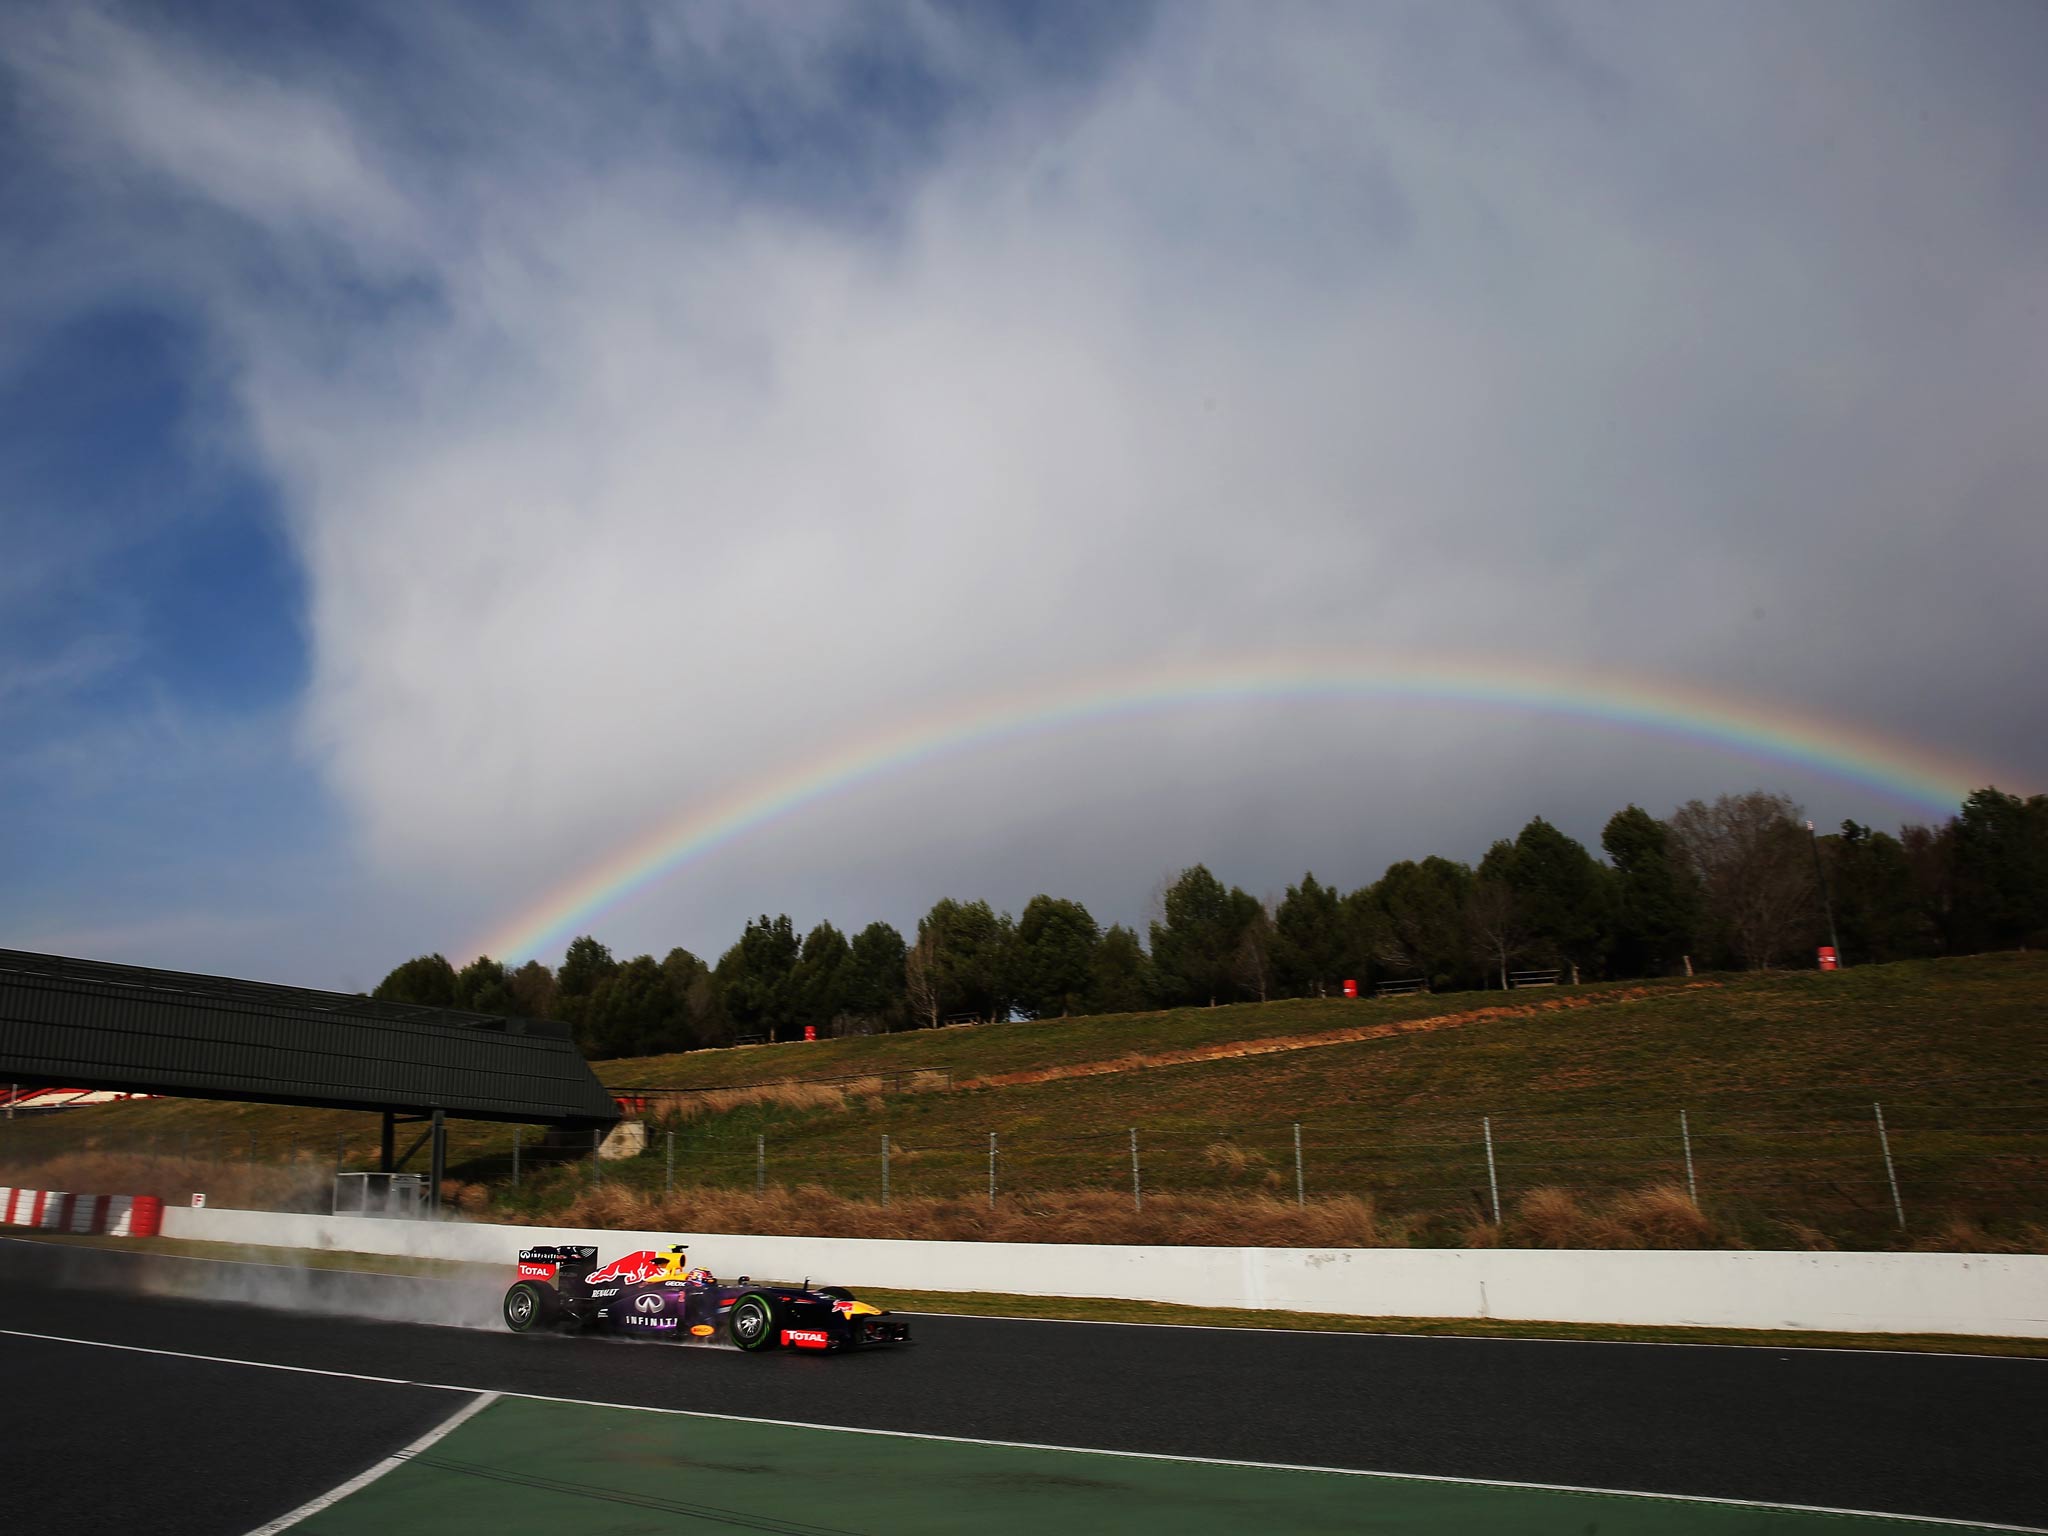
[
  {"xmin": 248, "ymin": 1131, "xmax": 257, "ymax": 1165},
  {"xmin": 331, "ymin": 1132, "xmax": 339, "ymax": 1171},
  {"xmin": 1130, "ymin": 1127, "xmax": 1142, "ymax": 1212},
  {"xmin": 429, "ymin": 1109, "xmax": 446, "ymax": 1219},
  {"xmin": 1680, "ymin": 1109, "xmax": 1697, "ymax": 1206},
  {"xmin": 1293, "ymin": 1122, "xmax": 1305, "ymax": 1206},
  {"xmin": 665, "ymin": 1130, "xmax": 674, "ymax": 1195},
  {"xmin": 5, "ymin": 1083, "xmax": 13, "ymax": 1119},
  {"xmin": 882, "ymin": 1134, "xmax": 890, "ymax": 1208},
  {"xmin": 756, "ymin": 1133, "xmax": 765, "ymax": 1195},
  {"xmin": 1874, "ymin": 1102, "xmax": 1905, "ymax": 1229},
  {"xmin": 592, "ymin": 1127, "xmax": 602, "ymax": 1183},
  {"xmin": 511, "ymin": 1127, "xmax": 521, "ymax": 1190},
  {"xmin": 1483, "ymin": 1116, "xmax": 1501, "ymax": 1225},
  {"xmin": 988, "ymin": 1131, "xmax": 997, "ymax": 1211}
]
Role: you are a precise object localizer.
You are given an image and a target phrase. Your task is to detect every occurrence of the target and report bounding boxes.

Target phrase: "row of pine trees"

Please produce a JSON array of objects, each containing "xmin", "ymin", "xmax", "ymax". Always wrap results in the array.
[{"xmin": 371, "ymin": 787, "xmax": 2048, "ymax": 1059}]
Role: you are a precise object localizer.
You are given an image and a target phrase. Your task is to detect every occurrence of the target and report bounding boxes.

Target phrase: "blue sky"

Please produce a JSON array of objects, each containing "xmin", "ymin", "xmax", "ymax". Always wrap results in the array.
[
  {"xmin": 2, "ymin": 1, "xmax": 2043, "ymax": 986},
  {"xmin": 0, "ymin": 304, "xmax": 328, "ymax": 964}
]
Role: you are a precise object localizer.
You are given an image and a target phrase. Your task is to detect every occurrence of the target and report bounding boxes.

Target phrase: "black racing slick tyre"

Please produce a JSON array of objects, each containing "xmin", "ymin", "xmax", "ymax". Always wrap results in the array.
[
  {"xmin": 503, "ymin": 1281, "xmax": 556, "ymax": 1333},
  {"xmin": 728, "ymin": 1291, "xmax": 779, "ymax": 1352}
]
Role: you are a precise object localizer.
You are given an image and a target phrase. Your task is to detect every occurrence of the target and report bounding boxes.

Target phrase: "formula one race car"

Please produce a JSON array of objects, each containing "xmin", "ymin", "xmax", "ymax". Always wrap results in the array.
[{"xmin": 502, "ymin": 1243, "xmax": 911, "ymax": 1353}]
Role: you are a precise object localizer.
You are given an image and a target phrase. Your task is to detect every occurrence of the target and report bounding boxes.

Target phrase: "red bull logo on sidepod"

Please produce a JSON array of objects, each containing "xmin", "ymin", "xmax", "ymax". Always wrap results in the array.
[{"xmin": 585, "ymin": 1251, "xmax": 664, "ymax": 1286}]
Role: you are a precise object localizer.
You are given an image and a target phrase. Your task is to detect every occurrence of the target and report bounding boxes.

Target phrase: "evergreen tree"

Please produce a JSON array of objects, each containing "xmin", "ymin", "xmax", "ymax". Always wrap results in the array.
[
  {"xmin": 1149, "ymin": 865, "xmax": 1260, "ymax": 1005},
  {"xmin": 1088, "ymin": 923, "xmax": 1156, "ymax": 1013},
  {"xmin": 1497, "ymin": 817, "xmax": 1613, "ymax": 977},
  {"xmin": 557, "ymin": 936, "xmax": 618, "ymax": 1001},
  {"xmin": 1273, "ymin": 873, "xmax": 1349, "ymax": 996},
  {"xmin": 556, "ymin": 935, "xmax": 620, "ymax": 1053},
  {"xmin": 584, "ymin": 953, "xmax": 686, "ymax": 1059},
  {"xmin": 1901, "ymin": 822, "xmax": 1958, "ymax": 953},
  {"xmin": 915, "ymin": 898, "xmax": 1014, "ymax": 1021},
  {"xmin": 1013, "ymin": 895, "xmax": 1101, "ymax": 1018},
  {"xmin": 452, "ymin": 955, "xmax": 513, "ymax": 1015},
  {"xmin": 793, "ymin": 922, "xmax": 852, "ymax": 1035},
  {"xmin": 1603, "ymin": 805, "xmax": 1700, "ymax": 976},
  {"xmin": 372, "ymin": 954, "xmax": 458, "ymax": 1008},
  {"xmin": 715, "ymin": 914, "xmax": 802, "ymax": 1041},
  {"xmin": 507, "ymin": 959, "xmax": 558, "ymax": 1020},
  {"xmin": 1826, "ymin": 823, "xmax": 1938, "ymax": 964},
  {"xmin": 1948, "ymin": 788, "xmax": 2048, "ymax": 951},
  {"xmin": 661, "ymin": 947, "xmax": 722, "ymax": 1047},
  {"xmin": 844, "ymin": 921, "xmax": 909, "ymax": 1032},
  {"xmin": 1369, "ymin": 857, "xmax": 1474, "ymax": 990},
  {"xmin": 1340, "ymin": 885, "xmax": 1390, "ymax": 988}
]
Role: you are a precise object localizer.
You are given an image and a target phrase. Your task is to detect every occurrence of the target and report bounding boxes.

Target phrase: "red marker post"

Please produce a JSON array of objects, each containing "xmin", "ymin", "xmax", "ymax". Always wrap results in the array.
[
  {"xmin": 1818, "ymin": 946, "xmax": 1839, "ymax": 972},
  {"xmin": 1342, "ymin": 979, "xmax": 1358, "ymax": 998}
]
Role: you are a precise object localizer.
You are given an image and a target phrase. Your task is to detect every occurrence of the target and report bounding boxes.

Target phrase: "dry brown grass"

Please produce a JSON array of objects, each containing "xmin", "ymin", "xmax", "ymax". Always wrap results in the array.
[
  {"xmin": 550, "ymin": 1183, "xmax": 1412, "ymax": 1248},
  {"xmin": 652, "ymin": 1082, "xmax": 851, "ymax": 1121},
  {"xmin": 0, "ymin": 1150, "xmax": 331, "ymax": 1212},
  {"xmin": 1501, "ymin": 1183, "xmax": 1730, "ymax": 1249},
  {"xmin": 1910, "ymin": 1216, "xmax": 2048, "ymax": 1254},
  {"xmin": 1775, "ymin": 1219, "xmax": 1837, "ymax": 1251},
  {"xmin": 955, "ymin": 985, "xmax": 1708, "ymax": 1093},
  {"xmin": 1202, "ymin": 1141, "xmax": 1271, "ymax": 1175}
]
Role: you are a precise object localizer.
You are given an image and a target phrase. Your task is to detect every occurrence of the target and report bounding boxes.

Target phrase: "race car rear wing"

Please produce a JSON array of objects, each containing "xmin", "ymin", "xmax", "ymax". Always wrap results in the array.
[{"xmin": 517, "ymin": 1244, "xmax": 598, "ymax": 1285}]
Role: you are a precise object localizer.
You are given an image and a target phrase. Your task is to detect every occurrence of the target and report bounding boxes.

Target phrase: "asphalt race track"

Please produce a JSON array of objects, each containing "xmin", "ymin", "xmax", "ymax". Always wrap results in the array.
[{"xmin": 1, "ymin": 1240, "xmax": 2042, "ymax": 1533}]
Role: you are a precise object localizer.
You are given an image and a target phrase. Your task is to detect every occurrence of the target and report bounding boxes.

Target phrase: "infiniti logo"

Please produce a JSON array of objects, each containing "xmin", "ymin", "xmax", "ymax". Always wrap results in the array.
[{"xmin": 634, "ymin": 1294, "xmax": 664, "ymax": 1313}]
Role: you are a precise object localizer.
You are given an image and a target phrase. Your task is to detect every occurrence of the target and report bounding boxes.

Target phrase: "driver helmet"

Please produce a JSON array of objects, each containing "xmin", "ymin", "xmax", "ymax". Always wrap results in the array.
[{"xmin": 683, "ymin": 1266, "xmax": 715, "ymax": 1286}]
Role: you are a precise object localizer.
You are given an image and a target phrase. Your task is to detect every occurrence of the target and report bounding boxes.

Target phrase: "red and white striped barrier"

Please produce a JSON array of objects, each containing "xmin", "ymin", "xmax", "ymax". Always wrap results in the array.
[{"xmin": 0, "ymin": 1187, "xmax": 162, "ymax": 1237}]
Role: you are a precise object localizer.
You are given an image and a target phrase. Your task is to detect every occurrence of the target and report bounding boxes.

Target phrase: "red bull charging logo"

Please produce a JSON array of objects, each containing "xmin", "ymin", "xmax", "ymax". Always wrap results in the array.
[{"xmin": 585, "ymin": 1251, "xmax": 664, "ymax": 1286}]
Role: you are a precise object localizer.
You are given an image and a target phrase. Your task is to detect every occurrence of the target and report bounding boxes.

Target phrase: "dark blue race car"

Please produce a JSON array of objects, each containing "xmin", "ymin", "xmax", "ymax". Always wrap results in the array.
[{"xmin": 502, "ymin": 1242, "xmax": 911, "ymax": 1353}]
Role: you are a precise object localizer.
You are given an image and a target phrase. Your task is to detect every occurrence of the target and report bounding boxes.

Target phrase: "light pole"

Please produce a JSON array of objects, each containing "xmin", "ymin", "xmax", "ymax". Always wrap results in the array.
[{"xmin": 1806, "ymin": 820, "xmax": 1844, "ymax": 967}]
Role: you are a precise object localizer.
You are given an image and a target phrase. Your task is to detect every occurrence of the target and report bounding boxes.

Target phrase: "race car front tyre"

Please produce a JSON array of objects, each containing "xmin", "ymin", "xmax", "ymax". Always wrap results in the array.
[
  {"xmin": 728, "ymin": 1291, "xmax": 779, "ymax": 1351},
  {"xmin": 503, "ymin": 1280, "xmax": 557, "ymax": 1333}
]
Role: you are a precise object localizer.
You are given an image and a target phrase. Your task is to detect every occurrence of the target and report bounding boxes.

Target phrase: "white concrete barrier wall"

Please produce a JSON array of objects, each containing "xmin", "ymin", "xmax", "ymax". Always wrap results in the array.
[{"xmin": 161, "ymin": 1205, "xmax": 2048, "ymax": 1339}]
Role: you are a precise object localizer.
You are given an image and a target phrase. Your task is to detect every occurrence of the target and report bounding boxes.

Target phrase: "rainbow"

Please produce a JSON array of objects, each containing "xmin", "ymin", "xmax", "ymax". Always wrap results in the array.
[{"xmin": 469, "ymin": 652, "xmax": 2003, "ymax": 963}]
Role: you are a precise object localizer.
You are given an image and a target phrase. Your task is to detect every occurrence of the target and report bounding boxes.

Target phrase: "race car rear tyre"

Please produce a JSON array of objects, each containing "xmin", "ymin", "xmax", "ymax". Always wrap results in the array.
[
  {"xmin": 503, "ymin": 1280, "xmax": 556, "ymax": 1333},
  {"xmin": 728, "ymin": 1291, "xmax": 779, "ymax": 1351}
]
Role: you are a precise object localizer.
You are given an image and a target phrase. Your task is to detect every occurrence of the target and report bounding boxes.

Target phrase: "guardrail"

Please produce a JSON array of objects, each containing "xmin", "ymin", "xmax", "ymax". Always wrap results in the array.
[{"xmin": 2, "ymin": 1186, "xmax": 163, "ymax": 1235}]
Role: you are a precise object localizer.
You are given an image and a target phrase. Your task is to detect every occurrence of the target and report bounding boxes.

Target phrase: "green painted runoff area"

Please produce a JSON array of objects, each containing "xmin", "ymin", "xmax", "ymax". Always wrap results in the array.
[{"xmin": 296, "ymin": 1396, "xmax": 2002, "ymax": 1535}]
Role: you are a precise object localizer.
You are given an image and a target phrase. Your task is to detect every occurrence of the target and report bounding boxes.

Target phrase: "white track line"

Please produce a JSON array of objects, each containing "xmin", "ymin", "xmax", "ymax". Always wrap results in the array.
[
  {"xmin": 2, "ymin": 1326, "xmax": 2039, "ymax": 1533},
  {"xmin": 242, "ymin": 1389, "xmax": 500, "ymax": 1536},
  {"xmin": 0, "ymin": 1326, "xmax": 434, "ymax": 1387}
]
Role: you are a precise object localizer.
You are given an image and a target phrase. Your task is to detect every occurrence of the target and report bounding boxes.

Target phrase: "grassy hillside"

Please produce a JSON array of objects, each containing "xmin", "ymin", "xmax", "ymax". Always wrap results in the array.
[{"xmin": 4, "ymin": 953, "xmax": 2044, "ymax": 1249}]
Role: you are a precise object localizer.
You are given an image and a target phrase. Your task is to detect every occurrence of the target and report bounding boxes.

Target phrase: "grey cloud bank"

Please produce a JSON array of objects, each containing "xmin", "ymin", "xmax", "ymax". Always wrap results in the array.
[{"xmin": 3, "ymin": 1, "xmax": 2044, "ymax": 979}]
